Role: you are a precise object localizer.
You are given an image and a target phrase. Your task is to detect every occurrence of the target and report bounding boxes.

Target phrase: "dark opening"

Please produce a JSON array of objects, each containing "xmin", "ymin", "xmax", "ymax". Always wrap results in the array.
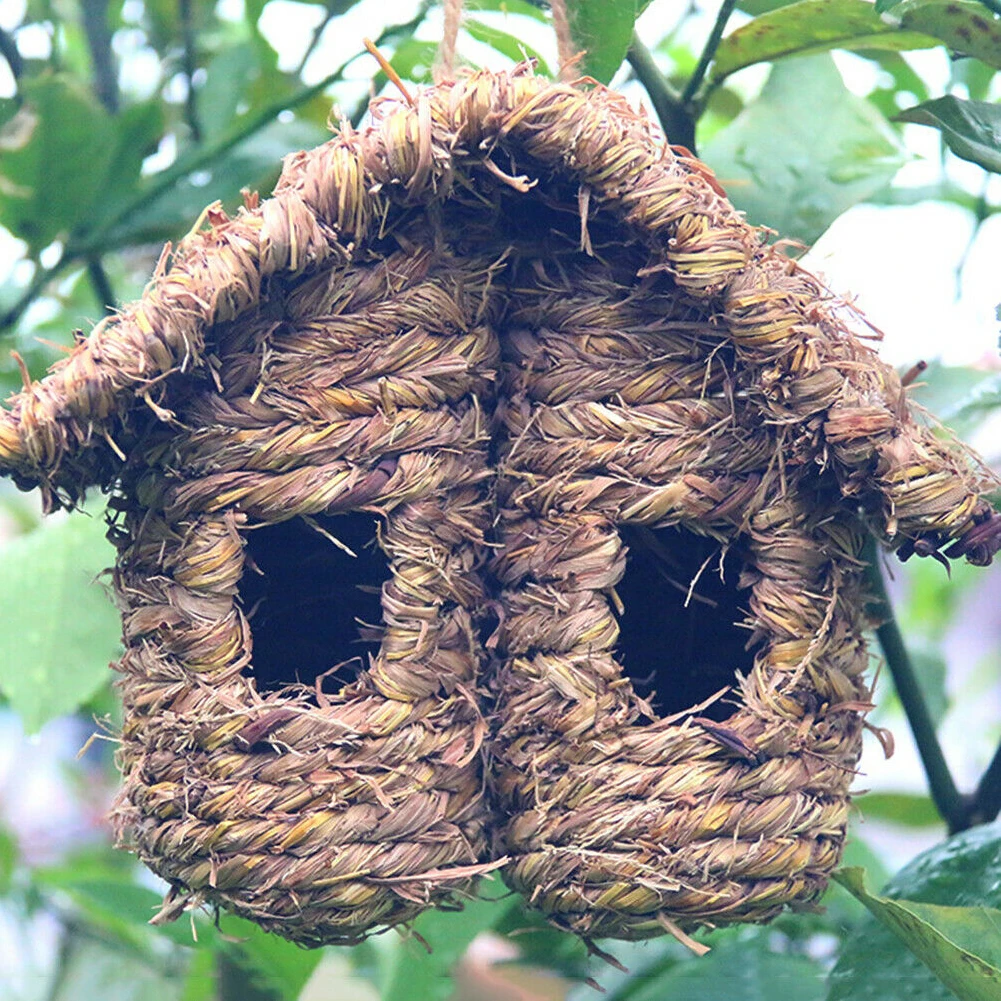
[
  {"xmin": 615, "ymin": 526, "xmax": 756, "ymax": 722},
  {"xmin": 238, "ymin": 513, "xmax": 387, "ymax": 693}
]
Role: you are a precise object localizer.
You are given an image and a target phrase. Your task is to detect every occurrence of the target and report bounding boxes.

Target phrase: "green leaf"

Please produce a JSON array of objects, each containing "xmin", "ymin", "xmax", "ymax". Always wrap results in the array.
[
  {"xmin": 380, "ymin": 39, "xmax": 440, "ymax": 87},
  {"xmin": 710, "ymin": 0, "xmax": 941, "ymax": 85},
  {"xmin": 216, "ymin": 916, "xmax": 323, "ymax": 1001},
  {"xmin": 50, "ymin": 934, "xmax": 185, "ymax": 1001},
  {"xmin": 568, "ymin": 937, "xmax": 690, "ymax": 999},
  {"xmin": 35, "ymin": 855, "xmax": 195, "ymax": 958},
  {"xmin": 907, "ymin": 361, "xmax": 998, "ymax": 435},
  {"xmin": 0, "ymin": 513, "xmax": 120, "ymax": 732},
  {"xmin": 100, "ymin": 118, "xmax": 329, "ymax": 249},
  {"xmin": 465, "ymin": 19, "xmax": 553, "ymax": 75},
  {"xmin": 739, "ymin": 0, "xmax": 804, "ymax": 11},
  {"xmin": 467, "ymin": 0, "xmax": 549, "ymax": 21},
  {"xmin": 896, "ymin": 1, "xmax": 1001, "ymax": 72},
  {"xmin": 834, "ymin": 867, "xmax": 1001, "ymax": 1001},
  {"xmin": 197, "ymin": 42, "xmax": 261, "ymax": 141},
  {"xmin": 0, "ymin": 826, "xmax": 17, "ymax": 894},
  {"xmin": 829, "ymin": 821, "xmax": 1001, "ymax": 1001},
  {"xmin": 814, "ymin": 833, "xmax": 893, "ymax": 930},
  {"xmin": 856, "ymin": 791, "xmax": 943, "ymax": 827},
  {"xmin": 897, "ymin": 96, "xmax": 1001, "ymax": 173},
  {"xmin": 378, "ymin": 882, "xmax": 509, "ymax": 1001},
  {"xmin": 37, "ymin": 858, "xmax": 320, "ymax": 1001},
  {"xmin": 939, "ymin": 370, "xmax": 1001, "ymax": 429},
  {"xmin": 179, "ymin": 950, "xmax": 217, "ymax": 1001},
  {"xmin": 0, "ymin": 74, "xmax": 115, "ymax": 253},
  {"xmin": 565, "ymin": 0, "xmax": 638, "ymax": 84},
  {"xmin": 701, "ymin": 53, "xmax": 905, "ymax": 244},
  {"xmin": 952, "ymin": 58, "xmax": 998, "ymax": 102},
  {"xmin": 862, "ymin": 50, "xmax": 932, "ymax": 119},
  {"xmin": 87, "ymin": 99, "xmax": 166, "ymax": 233},
  {"xmin": 492, "ymin": 902, "xmax": 591, "ymax": 983},
  {"xmin": 910, "ymin": 649, "xmax": 949, "ymax": 727},
  {"xmin": 622, "ymin": 930, "xmax": 827, "ymax": 1001}
]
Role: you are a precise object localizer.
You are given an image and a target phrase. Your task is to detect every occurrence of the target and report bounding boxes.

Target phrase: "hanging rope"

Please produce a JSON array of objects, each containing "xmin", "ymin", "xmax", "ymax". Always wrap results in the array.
[
  {"xmin": 436, "ymin": 0, "xmax": 464, "ymax": 81},
  {"xmin": 550, "ymin": 0, "xmax": 574, "ymax": 81}
]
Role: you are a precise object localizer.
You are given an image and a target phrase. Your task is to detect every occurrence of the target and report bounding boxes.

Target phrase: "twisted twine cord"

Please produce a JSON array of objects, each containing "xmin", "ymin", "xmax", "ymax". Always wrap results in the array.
[
  {"xmin": 436, "ymin": 0, "xmax": 464, "ymax": 81},
  {"xmin": 550, "ymin": 0, "xmax": 574, "ymax": 80}
]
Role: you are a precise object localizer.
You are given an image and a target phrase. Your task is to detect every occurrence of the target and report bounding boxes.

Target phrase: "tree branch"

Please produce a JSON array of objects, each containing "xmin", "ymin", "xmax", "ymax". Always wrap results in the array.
[
  {"xmin": 80, "ymin": 0, "xmax": 118, "ymax": 114},
  {"xmin": 86, "ymin": 258, "xmax": 116, "ymax": 313},
  {"xmin": 864, "ymin": 541, "xmax": 968, "ymax": 832},
  {"xmin": 179, "ymin": 0, "xmax": 202, "ymax": 142},
  {"xmin": 681, "ymin": 0, "xmax": 737, "ymax": 106},
  {"xmin": 0, "ymin": 27, "xmax": 23, "ymax": 84},
  {"xmin": 627, "ymin": 35, "xmax": 695, "ymax": 150},
  {"xmin": 295, "ymin": 8, "xmax": 337, "ymax": 77},
  {"xmin": 971, "ymin": 738, "xmax": 1001, "ymax": 825}
]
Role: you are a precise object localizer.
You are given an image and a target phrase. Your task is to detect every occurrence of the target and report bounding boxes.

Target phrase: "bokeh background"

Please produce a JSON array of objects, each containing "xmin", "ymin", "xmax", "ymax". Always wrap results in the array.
[{"xmin": 0, "ymin": 1, "xmax": 1000, "ymax": 999}]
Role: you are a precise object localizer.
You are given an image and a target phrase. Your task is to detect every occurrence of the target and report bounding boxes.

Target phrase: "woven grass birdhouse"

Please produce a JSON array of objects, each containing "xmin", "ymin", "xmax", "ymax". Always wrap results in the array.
[{"xmin": 1, "ymin": 65, "xmax": 999, "ymax": 947}]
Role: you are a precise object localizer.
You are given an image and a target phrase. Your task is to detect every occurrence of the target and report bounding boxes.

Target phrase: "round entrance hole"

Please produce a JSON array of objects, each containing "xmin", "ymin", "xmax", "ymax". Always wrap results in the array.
[
  {"xmin": 238, "ymin": 512, "xmax": 387, "ymax": 693},
  {"xmin": 615, "ymin": 526, "xmax": 756, "ymax": 721}
]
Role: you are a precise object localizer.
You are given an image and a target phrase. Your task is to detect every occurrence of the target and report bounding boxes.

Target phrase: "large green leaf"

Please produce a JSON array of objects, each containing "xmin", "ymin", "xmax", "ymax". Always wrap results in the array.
[
  {"xmin": 465, "ymin": 19, "xmax": 553, "ymax": 75},
  {"xmin": 938, "ymin": 370, "xmax": 1001, "ymax": 433},
  {"xmin": 834, "ymin": 867, "xmax": 1001, "ymax": 1000},
  {"xmin": 0, "ymin": 826, "xmax": 17, "ymax": 895},
  {"xmin": 614, "ymin": 929, "xmax": 826, "ymax": 1001},
  {"xmin": 701, "ymin": 53, "xmax": 905, "ymax": 244},
  {"xmin": 0, "ymin": 513, "xmax": 120, "ymax": 732},
  {"xmin": 372, "ymin": 881, "xmax": 510, "ymax": 1001},
  {"xmin": 40, "ymin": 874, "xmax": 177, "ymax": 958},
  {"xmin": 197, "ymin": 42, "xmax": 262, "ymax": 141},
  {"xmin": 216, "ymin": 916, "xmax": 323, "ymax": 1000},
  {"xmin": 952, "ymin": 58, "xmax": 998, "ymax": 102},
  {"xmin": 910, "ymin": 649, "xmax": 949, "ymax": 727},
  {"xmin": 710, "ymin": 0, "xmax": 940, "ymax": 85},
  {"xmin": 0, "ymin": 77, "xmax": 162, "ymax": 257},
  {"xmin": 87, "ymin": 100, "xmax": 166, "ymax": 234},
  {"xmin": 565, "ymin": 0, "xmax": 638, "ymax": 83},
  {"xmin": 179, "ymin": 950, "xmax": 217, "ymax": 1001},
  {"xmin": 468, "ymin": 0, "xmax": 549, "ymax": 18},
  {"xmin": 855, "ymin": 791, "xmax": 942, "ymax": 828},
  {"xmin": 50, "ymin": 935, "xmax": 185, "ymax": 1001},
  {"xmin": 897, "ymin": 96, "xmax": 1001, "ymax": 174},
  {"xmin": 37, "ymin": 858, "xmax": 320, "ymax": 1001},
  {"xmin": 815, "ymin": 832, "xmax": 892, "ymax": 930},
  {"xmin": 0, "ymin": 75, "xmax": 115, "ymax": 252},
  {"xmin": 895, "ymin": 1, "xmax": 1001, "ymax": 71},
  {"xmin": 906, "ymin": 361, "xmax": 1000, "ymax": 439},
  {"xmin": 100, "ymin": 119, "xmax": 329, "ymax": 250},
  {"xmin": 492, "ymin": 902, "xmax": 592, "ymax": 983},
  {"xmin": 829, "ymin": 821, "xmax": 1001, "ymax": 1000},
  {"xmin": 739, "ymin": 0, "xmax": 804, "ymax": 10},
  {"xmin": 379, "ymin": 39, "xmax": 440, "ymax": 87}
]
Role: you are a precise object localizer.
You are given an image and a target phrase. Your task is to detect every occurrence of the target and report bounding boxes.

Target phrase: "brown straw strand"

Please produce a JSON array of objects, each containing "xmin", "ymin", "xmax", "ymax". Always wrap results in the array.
[
  {"xmin": 436, "ymin": 0, "xmax": 464, "ymax": 82},
  {"xmin": 550, "ymin": 0, "xmax": 574, "ymax": 80}
]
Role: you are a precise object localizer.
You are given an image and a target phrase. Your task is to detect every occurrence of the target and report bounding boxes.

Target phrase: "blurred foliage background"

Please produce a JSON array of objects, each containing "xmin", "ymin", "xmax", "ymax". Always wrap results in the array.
[{"xmin": 1, "ymin": 1, "xmax": 1001, "ymax": 999}]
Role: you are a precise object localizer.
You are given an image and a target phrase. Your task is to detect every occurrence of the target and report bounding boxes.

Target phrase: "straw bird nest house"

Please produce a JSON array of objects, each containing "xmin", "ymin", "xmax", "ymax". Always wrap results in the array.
[{"xmin": 1, "ymin": 67, "xmax": 999, "ymax": 947}]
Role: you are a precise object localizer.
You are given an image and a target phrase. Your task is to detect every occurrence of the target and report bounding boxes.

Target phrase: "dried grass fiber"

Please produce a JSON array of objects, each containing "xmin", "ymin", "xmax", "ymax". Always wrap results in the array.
[{"xmin": 0, "ymin": 66, "xmax": 998, "ymax": 944}]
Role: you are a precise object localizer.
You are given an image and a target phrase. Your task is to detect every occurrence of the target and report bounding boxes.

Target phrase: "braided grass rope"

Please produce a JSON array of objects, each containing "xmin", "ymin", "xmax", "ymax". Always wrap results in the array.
[{"xmin": 1, "ymin": 66, "xmax": 998, "ymax": 944}]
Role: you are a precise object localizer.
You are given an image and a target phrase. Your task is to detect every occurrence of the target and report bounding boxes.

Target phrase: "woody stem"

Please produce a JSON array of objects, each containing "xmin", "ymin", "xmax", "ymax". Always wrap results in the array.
[
  {"xmin": 971, "ymin": 739, "xmax": 1001, "ymax": 825},
  {"xmin": 863, "ymin": 539, "xmax": 968, "ymax": 832}
]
